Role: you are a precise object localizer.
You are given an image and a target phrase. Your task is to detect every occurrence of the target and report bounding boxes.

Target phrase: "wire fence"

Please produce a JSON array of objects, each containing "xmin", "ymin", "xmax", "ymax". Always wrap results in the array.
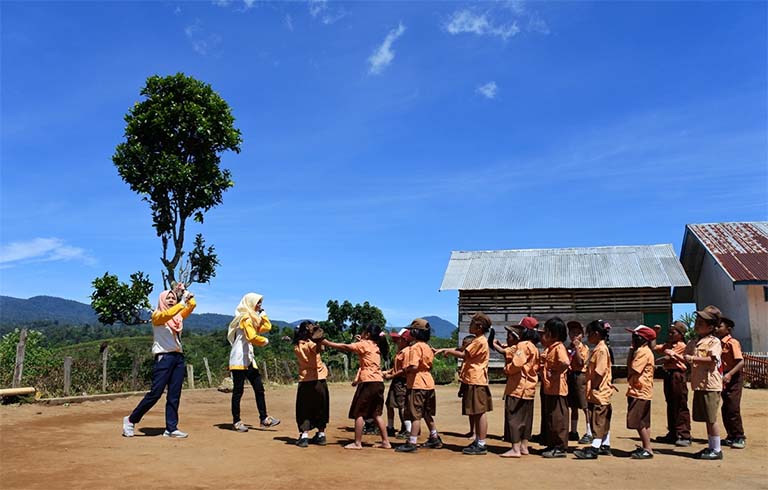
[{"xmin": 744, "ymin": 352, "xmax": 768, "ymax": 389}]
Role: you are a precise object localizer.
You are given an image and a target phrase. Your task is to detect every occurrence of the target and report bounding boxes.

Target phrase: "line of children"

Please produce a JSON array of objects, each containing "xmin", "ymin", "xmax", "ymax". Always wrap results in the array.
[{"xmin": 437, "ymin": 312, "xmax": 494, "ymax": 455}]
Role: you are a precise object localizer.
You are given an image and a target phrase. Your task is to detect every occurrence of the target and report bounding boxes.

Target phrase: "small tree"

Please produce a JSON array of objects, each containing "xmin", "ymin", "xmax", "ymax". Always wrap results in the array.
[
  {"xmin": 90, "ymin": 272, "xmax": 154, "ymax": 325},
  {"xmin": 324, "ymin": 299, "xmax": 386, "ymax": 337}
]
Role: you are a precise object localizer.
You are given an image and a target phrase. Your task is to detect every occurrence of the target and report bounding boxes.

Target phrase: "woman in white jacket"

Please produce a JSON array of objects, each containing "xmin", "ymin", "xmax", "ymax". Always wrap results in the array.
[{"xmin": 228, "ymin": 292, "xmax": 280, "ymax": 432}]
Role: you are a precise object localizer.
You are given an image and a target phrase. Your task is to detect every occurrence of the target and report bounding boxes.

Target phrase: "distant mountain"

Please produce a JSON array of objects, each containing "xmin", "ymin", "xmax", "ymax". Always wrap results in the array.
[
  {"xmin": 0, "ymin": 295, "xmax": 291, "ymax": 332},
  {"xmin": 423, "ymin": 316, "xmax": 457, "ymax": 338}
]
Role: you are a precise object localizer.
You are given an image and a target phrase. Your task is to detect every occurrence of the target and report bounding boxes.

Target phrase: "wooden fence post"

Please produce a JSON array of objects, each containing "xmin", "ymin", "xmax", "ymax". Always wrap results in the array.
[
  {"xmin": 187, "ymin": 364, "xmax": 195, "ymax": 389},
  {"xmin": 101, "ymin": 346, "xmax": 109, "ymax": 392},
  {"xmin": 12, "ymin": 328, "xmax": 28, "ymax": 388},
  {"xmin": 203, "ymin": 357, "xmax": 213, "ymax": 387},
  {"xmin": 273, "ymin": 359, "xmax": 278, "ymax": 382},
  {"xmin": 282, "ymin": 360, "xmax": 292, "ymax": 381},
  {"xmin": 342, "ymin": 354, "xmax": 349, "ymax": 381},
  {"xmin": 130, "ymin": 357, "xmax": 140, "ymax": 391},
  {"xmin": 261, "ymin": 361, "xmax": 269, "ymax": 383},
  {"xmin": 63, "ymin": 356, "xmax": 72, "ymax": 396}
]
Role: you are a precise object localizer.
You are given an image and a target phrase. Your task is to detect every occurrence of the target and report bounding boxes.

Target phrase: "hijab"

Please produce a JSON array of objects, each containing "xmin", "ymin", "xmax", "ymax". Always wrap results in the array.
[
  {"xmin": 157, "ymin": 290, "xmax": 184, "ymax": 333},
  {"xmin": 227, "ymin": 293, "xmax": 264, "ymax": 344}
]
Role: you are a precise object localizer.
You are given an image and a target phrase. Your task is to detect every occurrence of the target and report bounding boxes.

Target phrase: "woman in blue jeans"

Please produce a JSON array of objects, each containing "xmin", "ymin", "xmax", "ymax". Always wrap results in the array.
[{"xmin": 122, "ymin": 285, "xmax": 196, "ymax": 438}]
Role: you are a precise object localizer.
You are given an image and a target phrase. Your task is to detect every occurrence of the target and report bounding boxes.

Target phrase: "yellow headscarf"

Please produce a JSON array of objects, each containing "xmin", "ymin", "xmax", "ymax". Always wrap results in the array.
[{"xmin": 227, "ymin": 293, "xmax": 264, "ymax": 344}]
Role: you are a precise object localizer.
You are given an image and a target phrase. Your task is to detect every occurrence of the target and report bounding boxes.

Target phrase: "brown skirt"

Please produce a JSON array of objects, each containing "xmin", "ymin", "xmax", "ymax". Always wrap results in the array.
[
  {"xmin": 296, "ymin": 379, "xmax": 329, "ymax": 432},
  {"xmin": 386, "ymin": 377, "xmax": 407, "ymax": 409},
  {"xmin": 567, "ymin": 372, "xmax": 587, "ymax": 410},
  {"xmin": 404, "ymin": 388, "xmax": 436, "ymax": 420},
  {"xmin": 626, "ymin": 397, "xmax": 651, "ymax": 430},
  {"xmin": 461, "ymin": 384, "xmax": 493, "ymax": 415},
  {"xmin": 588, "ymin": 402, "xmax": 612, "ymax": 439},
  {"xmin": 504, "ymin": 396, "xmax": 534, "ymax": 443},
  {"xmin": 348, "ymin": 381, "xmax": 384, "ymax": 420}
]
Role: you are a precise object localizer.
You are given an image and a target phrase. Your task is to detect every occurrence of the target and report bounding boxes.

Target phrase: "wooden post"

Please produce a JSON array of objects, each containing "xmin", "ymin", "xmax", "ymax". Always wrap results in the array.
[
  {"xmin": 187, "ymin": 364, "xmax": 195, "ymax": 389},
  {"xmin": 273, "ymin": 359, "xmax": 278, "ymax": 382},
  {"xmin": 342, "ymin": 354, "xmax": 349, "ymax": 381},
  {"xmin": 261, "ymin": 361, "xmax": 269, "ymax": 383},
  {"xmin": 101, "ymin": 346, "xmax": 109, "ymax": 392},
  {"xmin": 130, "ymin": 357, "xmax": 140, "ymax": 391},
  {"xmin": 203, "ymin": 357, "xmax": 213, "ymax": 387},
  {"xmin": 12, "ymin": 328, "xmax": 28, "ymax": 388},
  {"xmin": 63, "ymin": 356, "xmax": 72, "ymax": 396},
  {"xmin": 282, "ymin": 360, "xmax": 292, "ymax": 381}
]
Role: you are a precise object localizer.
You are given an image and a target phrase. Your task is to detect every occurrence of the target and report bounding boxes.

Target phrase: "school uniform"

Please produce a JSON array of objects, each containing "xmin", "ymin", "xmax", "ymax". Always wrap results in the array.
[
  {"xmin": 720, "ymin": 335, "xmax": 745, "ymax": 440},
  {"xmin": 386, "ymin": 347, "xmax": 408, "ymax": 410},
  {"xmin": 404, "ymin": 342, "xmax": 436, "ymax": 420},
  {"xmin": 347, "ymin": 340, "xmax": 385, "ymax": 419},
  {"xmin": 294, "ymin": 339, "xmax": 329, "ymax": 432},
  {"xmin": 586, "ymin": 340, "xmax": 613, "ymax": 440},
  {"xmin": 503, "ymin": 341, "xmax": 539, "ymax": 444},
  {"xmin": 460, "ymin": 335, "xmax": 493, "ymax": 415},
  {"xmin": 685, "ymin": 335, "xmax": 722, "ymax": 424},
  {"xmin": 654, "ymin": 340, "xmax": 691, "ymax": 440},
  {"xmin": 626, "ymin": 345, "xmax": 654, "ymax": 430},
  {"xmin": 542, "ymin": 341, "xmax": 570, "ymax": 449},
  {"xmin": 567, "ymin": 342, "xmax": 589, "ymax": 410}
]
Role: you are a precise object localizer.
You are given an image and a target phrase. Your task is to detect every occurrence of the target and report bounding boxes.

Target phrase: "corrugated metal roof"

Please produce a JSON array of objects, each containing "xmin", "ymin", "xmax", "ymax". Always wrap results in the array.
[
  {"xmin": 440, "ymin": 244, "xmax": 691, "ymax": 290},
  {"xmin": 686, "ymin": 222, "xmax": 768, "ymax": 282}
]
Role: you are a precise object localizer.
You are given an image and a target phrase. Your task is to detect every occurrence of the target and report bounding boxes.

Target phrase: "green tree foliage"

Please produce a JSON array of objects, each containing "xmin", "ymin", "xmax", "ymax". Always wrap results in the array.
[
  {"xmin": 677, "ymin": 312, "xmax": 697, "ymax": 341},
  {"xmin": 324, "ymin": 299, "xmax": 387, "ymax": 337},
  {"xmin": 90, "ymin": 272, "xmax": 153, "ymax": 325},
  {"xmin": 0, "ymin": 329, "xmax": 56, "ymax": 388},
  {"xmin": 110, "ymin": 72, "xmax": 242, "ymax": 288}
]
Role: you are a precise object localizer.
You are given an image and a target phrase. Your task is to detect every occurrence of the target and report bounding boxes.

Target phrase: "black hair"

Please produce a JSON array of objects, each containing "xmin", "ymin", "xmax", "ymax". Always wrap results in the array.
[
  {"xmin": 586, "ymin": 320, "xmax": 608, "ymax": 340},
  {"xmin": 411, "ymin": 326, "xmax": 431, "ymax": 342},
  {"xmin": 544, "ymin": 317, "xmax": 567, "ymax": 342},
  {"xmin": 293, "ymin": 320, "xmax": 313, "ymax": 345},
  {"xmin": 720, "ymin": 317, "xmax": 735, "ymax": 330},
  {"xmin": 520, "ymin": 328, "xmax": 540, "ymax": 345},
  {"xmin": 631, "ymin": 333, "xmax": 651, "ymax": 348},
  {"xmin": 361, "ymin": 323, "xmax": 390, "ymax": 364}
]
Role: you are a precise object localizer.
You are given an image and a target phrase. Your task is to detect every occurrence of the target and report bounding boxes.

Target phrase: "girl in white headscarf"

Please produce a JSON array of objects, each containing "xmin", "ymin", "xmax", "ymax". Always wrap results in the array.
[{"xmin": 228, "ymin": 292, "xmax": 280, "ymax": 432}]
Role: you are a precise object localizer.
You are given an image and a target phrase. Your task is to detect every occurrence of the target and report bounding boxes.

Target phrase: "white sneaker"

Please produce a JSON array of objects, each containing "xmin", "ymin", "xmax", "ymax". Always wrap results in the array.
[
  {"xmin": 122, "ymin": 416, "xmax": 135, "ymax": 437},
  {"xmin": 163, "ymin": 429, "xmax": 189, "ymax": 438},
  {"xmin": 233, "ymin": 421, "xmax": 249, "ymax": 432}
]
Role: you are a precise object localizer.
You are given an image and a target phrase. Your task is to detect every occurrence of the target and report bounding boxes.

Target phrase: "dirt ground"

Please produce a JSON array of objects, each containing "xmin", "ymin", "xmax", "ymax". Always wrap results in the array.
[{"xmin": 1, "ymin": 383, "xmax": 767, "ymax": 490}]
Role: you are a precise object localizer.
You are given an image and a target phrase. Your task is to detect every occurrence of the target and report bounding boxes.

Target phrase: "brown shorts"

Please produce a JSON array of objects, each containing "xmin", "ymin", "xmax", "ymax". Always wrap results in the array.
[
  {"xmin": 404, "ymin": 388, "xmax": 436, "ymax": 420},
  {"xmin": 461, "ymin": 384, "xmax": 493, "ymax": 415},
  {"xmin": 626, "ymin": 397, "xmax": 651, "ymax": 430},
  {"xmin": 692, "ymin": 390, "xmax": 720, "ymax": 423},
  {"xmin": 588, "ymin": 402, "xmax": 612, "ymax": 439},
  {"xmin": 386, "ymin": 377, "xmax": 407, "ymax": 409},
  {"xmin": 567, "ymin": 372, "xmax": 587, "ymax": 410},
  {"xmin": 504, "ymin": 396, "xmax": 534, "ymax": 443},
  {"xmin": 348, "ymin": 381, "xmax": 384, "ymax": 420}
]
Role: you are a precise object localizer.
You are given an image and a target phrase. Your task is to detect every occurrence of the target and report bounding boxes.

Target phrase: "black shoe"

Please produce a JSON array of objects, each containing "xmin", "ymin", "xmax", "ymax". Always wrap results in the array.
[
  {"xmin": 578, "ymin": 433, "xmax": 594, "ymax": 444},
  {"xmin": 721, "ymin": 438, "xmax": 733, "ymax": 447},
  {"xmin": 396, "ymin": 430, "xmax": 410, "ymax": 440},
  {"xmin": 462, "ymin": 443, "xmax": 487, "ymax": 455},
  {"xmin": 423, "ymin": 435, "xmax": 443, "ymax": 449},
  {"xmin": 386, "ymin": 427, "xmax": 396, "ymax": 438},
  {"xmin": 531, "ymin": 434, "xmax": 541, "ymax": 443},
  {"xmin": 295, "ymin": 437, "xmax": 309, "ymax": 448},
  {"xmin": 310, "ymin": 433, "xmax": 326, "ymax": 446},
  {"xmin": 362, "ymin": 423, "xmax": 378, "ymax": 435},
  {"xmin": 568, "ymin": 431, "xmax": 580, "ymax": 441},
  {"xmin": 731, "ymin": 438, "xmax": 746, "ymax": 449},
  {"xmin": 695, "ymin": 448, "xmax": 723, "ymax": 460},
  {"xmin": 395, "ymin": 442, "xmax": 418, "ymax": 453},
  {"xmin": 655, "ymin": 434, "xmax": 676, "ymax": 444},
  {"xmin": 630, "ymin": 448, "xmax": 653, "ymax": 459},
  {"xmin": 675, "ymin": 438, "xmax": 692, "ymax": 447},
  {"xmin": 542, "ymin": 448, "xmax": 567, "ymax": 458},
  {"xmin": 599, "ymin": 445, "xmax": 612, "ymax": 456},
  {"xmin": 573, "ymin": 447, "xmax": 599, "ymax": 460}
]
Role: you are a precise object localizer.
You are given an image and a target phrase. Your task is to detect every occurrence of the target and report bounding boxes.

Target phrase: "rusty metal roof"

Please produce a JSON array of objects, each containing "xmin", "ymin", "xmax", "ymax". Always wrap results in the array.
[
  {"xmin": 440, "ymin": 244, "xmax": 691, "ymax": 290},
  {"xmin": 682, "ymin": 222, "xmax": 768, "ymax": 283}
]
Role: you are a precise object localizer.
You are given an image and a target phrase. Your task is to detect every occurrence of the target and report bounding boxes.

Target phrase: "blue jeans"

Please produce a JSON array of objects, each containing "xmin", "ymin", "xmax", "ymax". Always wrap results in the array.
[{"xmin": 129, "ymin": 352, "xmax": 186, "ymax": 432}]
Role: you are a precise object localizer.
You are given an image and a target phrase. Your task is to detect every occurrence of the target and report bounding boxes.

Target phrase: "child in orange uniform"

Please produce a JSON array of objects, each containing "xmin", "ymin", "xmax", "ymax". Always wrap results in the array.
[
  {"xmin": 566, "ymin": 321, "xmax": 591, "ymax": 444},
  {"xmin": 574, "ymin": 320, "xmax": 613, "ymax": 459},
  {"xmin": 539, "ymin": 317, "xmax": 570, "ymax": 458},
  {"xmin": 625, "ymin": 325, "xmax": 656, "ymax": 459},
  {"xmin": 654, "ymin": 321, "xmax": 691, "ymax": 446},
  {"xmin": 384, "ymin": 328, "xmax": 412, "ymax": 439},
  {"xmin": 438, "ymin": 312, "xmax": 493, "ymax": 455},
  {"xmin": 293, "ymin": 321, "xmax": 329, "ymax": 447},
  {"xmin": 716, "ymin": 317, "xmax": 746, "ymax": 449}
]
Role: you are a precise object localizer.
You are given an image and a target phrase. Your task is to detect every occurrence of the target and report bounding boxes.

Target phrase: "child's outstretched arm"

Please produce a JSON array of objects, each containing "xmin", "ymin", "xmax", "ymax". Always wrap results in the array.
[
  {"xmin": 321, "ymin": 339, "xmax": 354, "ymax": 353},
  {"xmin": 490, "ymin": 339, "xmax": 507, "ymax": 355},
  {"xmin": 437, "ymin": 348, "xmax": 465, "ymax": 359}
]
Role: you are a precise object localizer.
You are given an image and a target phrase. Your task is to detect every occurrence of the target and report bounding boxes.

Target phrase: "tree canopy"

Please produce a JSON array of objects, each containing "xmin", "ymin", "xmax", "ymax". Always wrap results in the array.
[{"xmin": 324, "ymin": 299, "xmax": 387, "ymax": 336}]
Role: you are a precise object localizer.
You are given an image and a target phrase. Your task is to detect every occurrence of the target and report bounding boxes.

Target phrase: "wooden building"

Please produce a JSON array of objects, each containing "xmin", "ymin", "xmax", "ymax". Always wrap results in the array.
[{"xmin": 440, "ymin": 244, "xmax": 691, "ymax": 368}]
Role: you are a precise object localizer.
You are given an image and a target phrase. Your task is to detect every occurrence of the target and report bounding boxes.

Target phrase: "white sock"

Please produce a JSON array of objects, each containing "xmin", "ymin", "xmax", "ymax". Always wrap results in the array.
[
  {"xmin": 586, "ymin": 422, "xmax": 592, "ymax": 437},
  {"xmin": 477, "ymin": 439, "xmax": 486, "ymax": 446},
  {"xmin": 301, "ymin": 432, "xmax": 308, "ymax": 439},
  {"xmin": 603, "ymin": 433, "xmax": 610, "ymax": 446},
  {"xmin": 404, "ymin": 420, "xmax": 412, "ymax": 432},
  {"xmin": 430, "ymin": 429, "xmax": 438, "ymax": 437},
  {"xmin": 318, "ymin": 432, "xmax": 325, "ymax": 437},
  {"xmin": 591, "ymin": 438, "xmax": 602, "ymax": 449},
  {"xmin": 709, "ymin": 435, "xmax": 721, "ymax": 452},
  {"xmin": 409, "ymin": 435, "xmax": 418, "ymax": 444}
]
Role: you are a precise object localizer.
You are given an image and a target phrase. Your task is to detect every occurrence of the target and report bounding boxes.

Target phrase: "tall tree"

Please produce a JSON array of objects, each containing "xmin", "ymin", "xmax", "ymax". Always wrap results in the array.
[{"xmin": 324, "ymin": 299, "xmax": 386, "ymax": 336}]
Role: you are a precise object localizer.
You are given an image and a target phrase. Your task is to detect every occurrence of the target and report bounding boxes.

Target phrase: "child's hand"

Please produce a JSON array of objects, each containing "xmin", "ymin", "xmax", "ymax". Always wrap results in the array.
[
  {"xmin": 354, "ymin": 335, "xmax": 362, "ymax": 342},
  {"xmin": 723, "ymin": 373, "xmax": 732, "ymax": 384}
]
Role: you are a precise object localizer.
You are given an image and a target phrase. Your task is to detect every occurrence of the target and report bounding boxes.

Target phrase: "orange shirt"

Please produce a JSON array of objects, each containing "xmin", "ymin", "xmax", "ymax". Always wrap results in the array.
[
  {"xmin": 627, "ymin": 345, "xmax": 654, "ymax": 400},
  {"xmin": 569, "ymin": 342, "xmax": 589, "ymax": 373},
  {"xmin": 294, "ymin": 340, "xmax": 328, "ymax": 382},
  {"xmin": 406, "ymin": 342, "xmax": 435, "ymax": 390},
  {"xmin": 503, "ymin": 341, "xmax": 539, "ymax": 400},
  {"xmin": 586, "ymin": 341, "xmax": 612, "ymax": 405},
  {"xmin": 348, "ymin": 340, "xmax": 383, "ymax": 382},
  {"xmin": 542, "ymin": 342, "xmax": 570, "ymax": 396},
  {"xmin": 390, "ymin": 348, "xmax": 407, "ymax": 379},
  {"xmin": 685, "ymin": 335, "xmax": 722, "ymax": 391},
  {"xmin": 720, "ymin": 335, "xmax": 743, "ymax": 373},
  {"xmin": 654, "ymin": 341, "xmax": 687, "ymax": 371},
  {"xmin": 460, "ymin": 335, "xmax": 490, "ymax": 386}
]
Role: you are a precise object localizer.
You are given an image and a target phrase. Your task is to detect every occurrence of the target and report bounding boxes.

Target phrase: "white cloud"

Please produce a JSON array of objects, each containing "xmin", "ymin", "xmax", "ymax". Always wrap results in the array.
[
  {"xmin": 444, "ymin": 9, "xmax": 519, "ymax": 40},
  {"xmin": 368, "ymin": 22, "xmax": 406, "ymax": 75},
  {"xmin": 284, "ymin": 13, "xmax": 294, "ymax": 31},
  {"xmin": 212, "ymin": 0, "xmax": 231, "ymax": 6},
  {"xmin": 308, "ymin": 0, "xmax": 346, "ymax": 25},
  {"xmin": 476, "ymin": 81, "xmax": 498, "ymax": 99},
  {"xmin": 243, "ymin": 0, "xmax": 257, "ymax": 9},
  {"xmin": 527, "ymin": 12, "xmax": 550, "ymax": 35},
  {"xmin": 0, "ymin": 238, "xmax": 95, "ymax": 266},
  {"xmin": 184, "ymin": 19, "xmax": 221, "ymax": 56}
]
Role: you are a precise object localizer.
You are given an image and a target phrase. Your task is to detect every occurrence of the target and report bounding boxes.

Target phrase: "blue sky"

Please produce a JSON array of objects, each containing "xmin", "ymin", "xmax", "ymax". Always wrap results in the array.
[{"xmin": 1, "ymin": 1, "xmax": 766, "ymax": 326}]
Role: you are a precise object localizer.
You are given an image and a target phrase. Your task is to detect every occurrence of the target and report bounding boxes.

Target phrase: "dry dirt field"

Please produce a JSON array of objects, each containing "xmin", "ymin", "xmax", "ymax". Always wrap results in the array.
[{"xmin": 1, "ymin": 383, "xmax": 767, "ymax": 490}]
